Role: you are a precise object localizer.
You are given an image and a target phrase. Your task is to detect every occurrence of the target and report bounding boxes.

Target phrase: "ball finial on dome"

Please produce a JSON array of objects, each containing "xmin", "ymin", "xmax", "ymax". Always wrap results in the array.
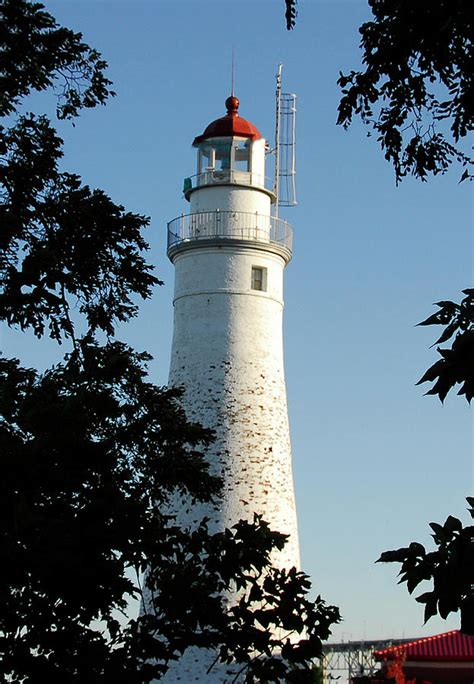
[{"xmin": 225, "ymin": 95, "xmax": 239, "ymax": 116}]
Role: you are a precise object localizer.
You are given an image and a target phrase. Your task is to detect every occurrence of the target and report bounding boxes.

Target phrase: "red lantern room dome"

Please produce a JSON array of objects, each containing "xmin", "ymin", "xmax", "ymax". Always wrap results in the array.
[{"xmin": 193, "ymin": 96, "xmax": 262, "ymax": 145}]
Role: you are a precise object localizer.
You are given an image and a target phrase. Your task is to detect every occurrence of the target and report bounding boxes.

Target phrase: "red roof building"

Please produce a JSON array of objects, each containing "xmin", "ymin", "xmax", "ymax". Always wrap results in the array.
[{"xmin": 374, "ymin": 631, "xmax": 474, "ymax": 684}]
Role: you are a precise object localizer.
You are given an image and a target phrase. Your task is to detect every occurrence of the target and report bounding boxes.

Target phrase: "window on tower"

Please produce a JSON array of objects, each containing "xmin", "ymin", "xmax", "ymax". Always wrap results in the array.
[
  {"xmin": 233, "ymin": 140, "xmax": 250, "ymax": 172},
  {"xmin": 251, "ymin": 266, "xmax": 267, "ymax": 291},
  {"xmin": 198, "ymin": 142, "xmax": 215, "ymax": 172},
  {"xmin": 215, "ymin": 141, "xmax": 232, "ymax": 171}
]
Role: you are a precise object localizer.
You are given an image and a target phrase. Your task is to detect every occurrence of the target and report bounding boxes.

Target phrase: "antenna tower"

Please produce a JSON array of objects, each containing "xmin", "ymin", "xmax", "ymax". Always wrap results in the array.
[{"xmin": 273, "ymin": 64, "xmax": 297, "ymax": 216}]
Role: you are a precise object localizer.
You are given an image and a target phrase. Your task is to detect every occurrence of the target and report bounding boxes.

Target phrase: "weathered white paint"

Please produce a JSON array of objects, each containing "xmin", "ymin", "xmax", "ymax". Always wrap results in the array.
[
  {"xmin": 147, "ymin": 123, "xmax": 300, "ymax": 683},
  {"xmin": 189, "ymin": 184, "xmax": 272, "ymax": 215},
  {"xmin": 169, "ymin": 244, "xmax": 299, "ymax": 566},
  {"xmin": 248, "ymin": 138, "xmax": 267, "ymax": 180}
]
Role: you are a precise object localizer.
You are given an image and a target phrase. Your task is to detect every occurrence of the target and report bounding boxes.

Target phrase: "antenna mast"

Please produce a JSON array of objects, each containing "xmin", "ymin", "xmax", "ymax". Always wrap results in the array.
[
  {"xmin": 231, "ymin": 49, "xmax": 235, "ymax": 96},
  {"xmin": 273, "ymin": 65, "xmax": 297, "ymax": 217},
  {"xmin": 274, "ymin": 64, "xmax": 283, "ymax": 219}
]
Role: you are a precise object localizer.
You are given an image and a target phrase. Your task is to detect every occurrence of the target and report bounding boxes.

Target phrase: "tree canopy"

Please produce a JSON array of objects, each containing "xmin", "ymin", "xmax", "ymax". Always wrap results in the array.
[
  {"xmin": 0, "ymin": 0, "xmax": 157, "ymax": 343},
  {"xmin": 377, "ymin": 499, "xmax": 474, "ymax": 635},
  {"xmin": 0, "ymin": 0, "xmax": 113, "ymax": 119},
  {"xmin": 378, "ymin": 293, "xmax": 473, "ymax": 634},
  {"xmin": 284, "ymin": 0, "xmax": 473, "ymax": 182},
  {"xmin": 0, "ymin": 2, "xmax": 341, "ymax": 681},
  {"xmin": 336, "ymin": 0, "xmax": 473, "ymax": 182}
]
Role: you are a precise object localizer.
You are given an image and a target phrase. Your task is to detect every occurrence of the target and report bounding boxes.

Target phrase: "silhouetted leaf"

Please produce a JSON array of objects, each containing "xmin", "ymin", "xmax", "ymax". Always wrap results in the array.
[
  {"xmin": 417, "ymin": 312, "xmax": 445, "ymax": 327},
  {"xmin": 376, "ymin": 549, "xmax": 409, "ymax": 563},
  {"xmin": 444, "ymin": 516, "xmax": 463, "ymax": 533},
  {"xmin": 433, "ymin": 321, "xmax": 460, "ymax": 346},
  {"xmin": 467, "ymin": 497, "xmax": 474, "ymax": 519},
  {"xmin": 380, "ymin": 503, "xmax": 473, "ymax": 630},
  {"xmin": 408, "ymin": 542, "xmax": 426, "ymax": 556},
  {"xmin": 424, "ymin": 598, "xmax": 439, "ymax": 623}
]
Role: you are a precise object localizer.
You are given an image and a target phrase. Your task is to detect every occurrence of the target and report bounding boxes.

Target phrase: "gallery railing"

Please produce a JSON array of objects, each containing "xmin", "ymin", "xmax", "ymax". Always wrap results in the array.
[{"xmin": 167, "ymin": 210, "xmax": 293, "ymax": 255}]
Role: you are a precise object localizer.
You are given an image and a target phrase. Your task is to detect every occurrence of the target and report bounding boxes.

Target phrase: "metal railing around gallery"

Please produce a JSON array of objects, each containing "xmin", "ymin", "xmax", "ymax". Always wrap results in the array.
[{"xmin": 167, "ymin": 210, "xmax": 293, "ymax": 255}]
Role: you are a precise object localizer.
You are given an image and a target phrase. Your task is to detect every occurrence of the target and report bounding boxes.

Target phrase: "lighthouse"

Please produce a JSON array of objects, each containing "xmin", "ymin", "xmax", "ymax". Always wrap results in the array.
[{"xmin": 163, "ymin": 92, "xmax": 300, "ymax": 680}]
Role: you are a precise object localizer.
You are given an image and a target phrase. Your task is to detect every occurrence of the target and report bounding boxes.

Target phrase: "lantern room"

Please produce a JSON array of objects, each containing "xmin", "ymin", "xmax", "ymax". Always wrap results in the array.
[{"xmin": 183, "ymin": 96, "xmax": 274, "ymax": 200}]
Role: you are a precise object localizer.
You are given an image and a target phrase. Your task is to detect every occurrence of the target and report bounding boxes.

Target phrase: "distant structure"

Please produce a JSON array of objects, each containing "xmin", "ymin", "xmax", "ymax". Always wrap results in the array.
[
  {"xmin": 322, "ymin": 631, "xmax": 474, "ymax": 684},
  {"xmin": 160, "ymin": 83, "xmax": 299, "ymax": 680},
  {"xmin": 322, "ymin": 638, "xmax": 414, "ymax": 682}
]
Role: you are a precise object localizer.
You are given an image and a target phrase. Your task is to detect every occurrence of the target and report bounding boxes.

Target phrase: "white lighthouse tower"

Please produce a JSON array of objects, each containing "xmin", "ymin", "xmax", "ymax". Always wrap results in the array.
[{"xmin": 164, "ymin": 92, "xmax": 300, "ymax": 680}]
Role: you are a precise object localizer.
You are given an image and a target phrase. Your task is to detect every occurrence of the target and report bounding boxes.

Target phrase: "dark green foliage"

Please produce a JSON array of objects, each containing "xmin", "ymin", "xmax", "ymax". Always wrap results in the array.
[
  {"xmin": 0, "ymin": 113, "xmax": 160, "ymax": 342},
  {"xmin": 284, "ymin": 0, "xmax": 298, "ymax": 30},
  {"xmin": 416, "ymin": 290, "xmax": 474, "ymax": 402},
  {"xmin": 0, "ymin": 342, "xmax": 216, "ymax": 681},
  {"xmin": 0, "ymin": 0, "xmax": 114, "ymax": 119},
  {"xmin": 0, "ymin": 0, "xmax": 158, "ymax": 344},
  {"xmin": 0, "ymin": 343, "xmax": 340, "ymax": 682},
  {"xmin": 0, "ymin": 1, "xmax": 341, "ymax": 680},
  {"xmin": 377, "ymin": 498, "xmax": 474, "ymax": 634},
  {"xmin": 144, "ymin": 517, "xmax": 340, "ymax": 682},
  {"xmin": 380, "ymin": 294, "xmax": 474, "ymax": 632},
  {"xmin": 309, "ymin": 665, "xmax": 325, "ymax": 684},
  {"xmin": 337, "ymin": 0, "xmax": 474, "ymax": 182}
]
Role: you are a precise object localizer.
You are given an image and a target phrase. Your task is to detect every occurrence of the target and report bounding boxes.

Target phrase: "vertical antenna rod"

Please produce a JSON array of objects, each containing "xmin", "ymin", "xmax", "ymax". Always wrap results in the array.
[
  {"xmin": 231, "ymin": 49, "xmax": 235, "ymax": 96},
  {"xmin": 274, "ymin": 63, "xmax": 283, "ymax": 219}
]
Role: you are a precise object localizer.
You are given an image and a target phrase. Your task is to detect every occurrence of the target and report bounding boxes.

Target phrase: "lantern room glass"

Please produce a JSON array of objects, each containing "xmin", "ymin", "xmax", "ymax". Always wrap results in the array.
[
  {"xmin": 233, "ymin": 140, "xmax": 250, "ymax": 172},
  {"xmin": 198, "ymin": 138, "xmax": 250, "ymax": 175}
]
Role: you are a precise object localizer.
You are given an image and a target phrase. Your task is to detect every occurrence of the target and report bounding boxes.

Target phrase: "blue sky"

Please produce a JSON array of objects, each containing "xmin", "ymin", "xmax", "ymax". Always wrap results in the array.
[{"xmin": 2, "ymin": 0, "xmax": 472, "ymax": 644}]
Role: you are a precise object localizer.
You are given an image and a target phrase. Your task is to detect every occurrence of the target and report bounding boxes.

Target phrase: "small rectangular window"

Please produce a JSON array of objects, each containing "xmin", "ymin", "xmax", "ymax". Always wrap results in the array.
[{"xmin": 251, "ymin": 266, "xmax": 267, "ymax": 291}]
